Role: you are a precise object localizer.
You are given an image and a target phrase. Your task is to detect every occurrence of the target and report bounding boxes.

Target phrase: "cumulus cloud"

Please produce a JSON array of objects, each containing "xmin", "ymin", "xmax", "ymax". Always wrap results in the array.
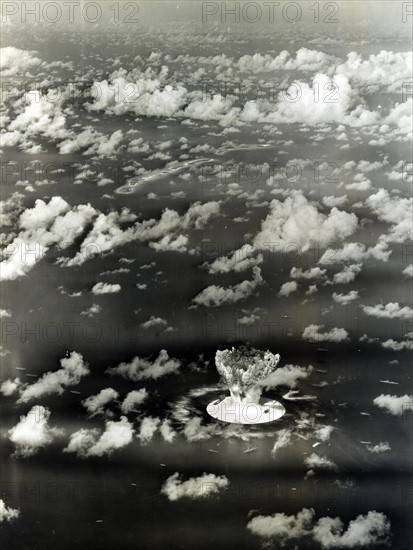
[
  {"xmin": 120, "ymin": 389, "xmax": 148, "ymax": 413},
  {"xmin": 290, "ymin": 267, "xmax": 326, "ymax": 279},
  {"xmin": 335, "ymin": 50, "xmax": 412, "ymax": 92},
  {"xmin": 17, "ymin": 352, "xmax": 89, "ymax": 403},
  {"xmin": 192, "ymin": 266, "xmax": 263, "ymax": 307},
  {"xmin": 0, "ymin": 378, "xmax": 21, "ymax": 396},
  {"xmin": 332, "ymin": 290, "xmax": 359, "ymax": 305},
  {"xmin": 82, "ymin": 388, "xmax": 119, "ymax": 417},
  {"xmin": 366, "ymin": 442, "xmax": 391, "ymax": 453},
  {"xmin": 366, "ymin": 189, "xmax": 412, "ymax": 245},
  {"xmin": 140, "ymin": 316, "xmax": 168, "ymax": 329},
  {"xmin": 302, "ymin": 325, "xmax": 349, "ymax": 343},
  {"xmin": 8, "ymin": 406, "xmax": 62, "ymax": 457},
  {"xmin": 0, "ymin": 500, "xmax": 20, "ymax": 522},
  {"xmin": 305, "ymin": 453, "xmax": 337, "ymax": 471},
  {"xmin": 313, "ymin": 511, "xmax": 391, "ymax": 548},
  {"xmin": 137, "ymin": 416, "xmax": 160, "ymax": 444},
  {"xmin": 260, "ymin": 364, "xmax": 313, "ymax": 389},
  {"xmin": 248, "ymin": 508, "xmax": 390, "ymax": 548},
  {"xmin": 402, "ymin": 264, "xmax": 413, "ymax": 277},
  {"xmin": 278, "ymin": 281, "xmax": 298, "ymax": 297},
  {"xmin": 247, "ymin": 507, "xmax": 314, "ymax": 542},
  {"xmin": 159, "ymin": 419, "xmax": 177, "ymax": 443},
  {"xmin": 64, "ymin": 417, "xmax": 134, "ymax": 458},
  {"xmin": 204, "ymin": 245, "xmax": 263, "ymax": 274},
  {"xmin": 332, "ymin": 263, "xmax": 363, "ymax": 285},
  {"xmin": 91, "ymin": 282, "xmax": 121, "ymax": 295},
  {"xmin": 373, "ymin": 394, "xmax": 413, "ymax": 416},
  {"xmin": 381, "ymin": 338, "xmax": 413, "ymax": 351},
  {"xmin": 161, "ymin": 472, "xmax": 229, "ymax": 501},
  {"xmin": 362, "ymin": 302, "xmax": 413, "ymax": 320},
  {"xmin": 254, "ymin": 191, "xmax": 358, "ymax": 253},
  {"xmin": 243, "ymin": 72, "xmax": 378, "ymax": 126},
  {"xmin": 237, "ymin": 48, "xmax": 334, "ymax": 73},
  {"xmin": 0, "ymin": 197, "xmax": 97, "ymax": 280},
  {"xmin": 0, "ymin": 47, "xmax": 43, "ymax": 76},
  {"xmin": 63, "ymin": 201, "xmax": 220, "ymax": 267},
  {"xmin": 106, "ymin": 349, "xmax": 181, "ymax": 380}
]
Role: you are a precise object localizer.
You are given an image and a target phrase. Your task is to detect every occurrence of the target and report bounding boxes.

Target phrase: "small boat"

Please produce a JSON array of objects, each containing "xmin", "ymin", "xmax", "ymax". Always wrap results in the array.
[
  {"xmin": 379, "ymin": 380, "xmax": 399, "ymax": 385},
  {"xmin": 315, "ymin": 369, "xmax": 327, "ymax": 373},
  {"xmin": 96, "ymin": 520, "xmax": 103, "ymax": 523},
  {"xmin": 160, "ymin": 463, "xmax": 166, "ymax": 467},
  {"xmin": 317, "ymin": 348, "xmax": 329, "ymax": 352},
  {"xmin": 243, "ymin": 446, "xmax": 258, "ymax": 454},
  {"xmin": 131, "ymin": 483, "xmax": 138, "ymax": 487},
  {"xmin": 26, "ymin": 373, "xmax": 37, "ymax": 378},
  {"xmin": 207, "ymin": 449, "xmax": 219, "ymax": 453},
  {"xmin": 312, "ymin": 442, "xmax": 322, "ymax": 448},
  {"xmin": 16, "ymin": 367, "xmax": 26, "ymax": 371},
  {"xmin": 70, "ymin": 390, "xmax": 81, "ymax": 395},
  {"xmin": 360, "ymin": 412, "xmax": 371, "ymax": 416}
]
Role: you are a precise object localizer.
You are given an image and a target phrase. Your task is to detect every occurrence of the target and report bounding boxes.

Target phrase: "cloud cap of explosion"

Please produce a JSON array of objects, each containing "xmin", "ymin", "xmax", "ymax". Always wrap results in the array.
[{"xmin": 207, "ymin": 346, "xmax": 286, "ymax": 424}]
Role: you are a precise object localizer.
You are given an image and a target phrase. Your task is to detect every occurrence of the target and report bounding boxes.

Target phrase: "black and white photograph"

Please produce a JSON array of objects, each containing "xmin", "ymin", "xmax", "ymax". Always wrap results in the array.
[{"xmin": 0, "ymin": 1, "xmax": 412, "ymax": 548}]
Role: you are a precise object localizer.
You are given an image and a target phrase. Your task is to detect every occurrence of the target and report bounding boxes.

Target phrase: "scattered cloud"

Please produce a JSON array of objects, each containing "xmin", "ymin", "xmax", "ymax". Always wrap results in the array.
[{"xmin": 161, "ymin": 472, "xmax": 229, "ymax": 501}]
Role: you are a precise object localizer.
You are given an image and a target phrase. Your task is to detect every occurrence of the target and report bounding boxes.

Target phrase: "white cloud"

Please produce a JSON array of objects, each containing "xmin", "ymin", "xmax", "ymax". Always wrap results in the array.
[
  {"xmin": 0, "ymin": 378, "xmax": 21, "ymax": 396},
  {"xmin": 192, "ymin": 266, "xmax": 263, "ymax": 307},
  {"xmin": 82, "ymin": 388, "xmax": 119, "ymax": 417},
  {"xmin": 318, "ymin": 242, "xmax": 366, "ymax": 265},
  {"xmin": 278, "ymin": 281, "xmax": 298, "ymax": 297},
  {"xmin": 140, "ymin": 316, "xmax": 168, "ymax": 329},
  {"xmin": 248, "ymin": 508, "xmax": 390, "ymax": 548},
  {"xmin": 260, "ymin": 364, "xmax": 313, "ymax": 389},
  {"xmin": 373, "ymin": 394, "xmax": 413, "ymax": 416},
  {"xmin": 254, "ymin": 191, "xmax": 358, "ymax": 253},
  {"xmin": 120, "ymin": 389, "xmax": 148, "ymax": 413},
  {"xmin": 315, "ymin": 425, "xmax": 334, "ymax": 442},
  {"xmin": 302, "ymin": 325, "xmax": 349, "ymax": 343},
  {"xmin": 313, "ymin": 511, "xmax": 390, "ymax": 548},
  {"xmin": 0, "ymin": 47, "xmax": 43, "ymax": 76},
  {"xmin": 91, "ymin": 282, "xmax": 121, "ymax": 295},
  {"xmin": 106, "ymin": 349, "xmax": 181, "ymax": 381},
  {"xmin": 0, "ymin": 197, "xmax": 97, "ymax": 280},
  {"xmin": 290, "ymin": 267, "xmax": 326, "ymax": 279},
  {"xmin": 366, "ymin": 442, "xmax": 391, "ymax": 453},
  {"xmin": 247, "ymin": 507, "xmax": 314, "ymax": 541},
  {"xmin": 381, "ymin": 338, "xmax": 413, "ymax": 351},
  {"xmin": 305, "ymin": 453, "xmax": 337, "ymax": 470},
  {"xmin": 161, "ymin": 472, "xmax": 229, "ymax": 501},
  {"xmin": 204, "ymin": 245, "xmax": 263, "ymax": 274},
  {"xmin": 159, "ymin": 419, "xmax": 177, "ymax": 443},
  {"xmin": 0, "ymin": 499, "xmax": 20, "ymax": 522},
  {"xmin": 332, "ymin": 290, "xmax": 359, "ymax": 305},
  {"xmin": 8, "ymin": 405, "xmax": 62, "ymax": 457},
  {"xmin": 402, "ymin": 264, "xmax": 413, "ymax": 277},
  {"xmin": 237, "ymin": 48, "xmax": 334, "ymax": 73},
  {"xmin": 64, "ymin": 417, "xmax": 134, "ymax": 458},
  {"xmin": 362, "ymin": 302, "xmax": 413, "ymax": 320},
  {"xmin": 137, "ymin": 416, "xmax": 160, "ymax": 444},
  {"xmin": 332, "ymin": 264, "xmax": 362, "ymax": 284},
  {"xmin": 335, "ymin": 50, "xmax": 412, "ymax": 92},
  {"xmin": 18, "ymin": 352, "xmax": 89, "ymax": 403},
  {"xmin": 0, "ymin": 309, "xmax": 11, "ymax": 318},
  {"xmin": 366, "ymin": 189, "xmax": 412, "ymax": 244}
]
